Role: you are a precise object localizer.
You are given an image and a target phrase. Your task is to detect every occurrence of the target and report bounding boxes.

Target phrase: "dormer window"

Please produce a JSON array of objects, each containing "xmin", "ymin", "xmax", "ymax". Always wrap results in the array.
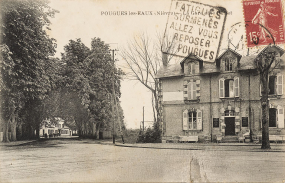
[
  {"xmin": 187, "ymin": 62, "xmax": 199, "ymax": 75},
  {"xmin": 225, "ymin": 58, "xmax": 233, "ymax": 71}
]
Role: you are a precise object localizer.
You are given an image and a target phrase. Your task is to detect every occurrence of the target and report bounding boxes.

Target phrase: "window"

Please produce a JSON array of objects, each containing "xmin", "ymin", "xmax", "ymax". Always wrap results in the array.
[
  {"xmin": 188, "ymin": 81, "xmax": 196, "ymax": 100},
  {"xmin": 189, "ymin": 111, "xmax": 197, "ymax": 130},
  {"xmin": 219, "ymin": 77, "xmax": 239, "ymax": 98},
  {"xmin": 267, "ymin": 74, "xmax": 283, "ymax": 95},
  {"xmin": 182, "ymin": 109, "xmax": 202, "ymax": 130},
  {"xmin": 268, "ymin": 106, "xmax": 284, "ymax": 128},
  {"xmin": 269, "ymin": 108, "xmax": 277, "ymax": 127},
  {"xmin": 225, "ymin": 58, "xmax": 233, "ymax": 71},
  {"xmin": 184, "ymin": 80, "xmax": 200, "ymax": 100},
  {"xmin": 188, "ymin": 63, "xmax": 199, "ymax": 75},
  {"xmin": 225, "ymin": 79, "xmax": 234, "ymax": 97},
  {"xmin": 269, "ymin": 76, "xmax": 276, "ymax": 95},
  {"xmin": 225, "ymin": 110, "xmax": 235, "ymax": 116}
]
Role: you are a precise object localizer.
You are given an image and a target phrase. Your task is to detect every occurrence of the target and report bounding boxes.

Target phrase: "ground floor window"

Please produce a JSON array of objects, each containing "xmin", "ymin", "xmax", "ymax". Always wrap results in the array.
[
  {"xmin": 188, "ymin": 112, "xmax": 197, "ymax": 130},
  {"xmin": 269, "ymin": 106, "xmax": 284, "ymax": 128},
  {"xmin": 269, "ymin": 108, "xmax": 277, "ymax": 127},
  {"xmin": 183, "ymin": 109, "xmax": 203, "ymax": 131}
]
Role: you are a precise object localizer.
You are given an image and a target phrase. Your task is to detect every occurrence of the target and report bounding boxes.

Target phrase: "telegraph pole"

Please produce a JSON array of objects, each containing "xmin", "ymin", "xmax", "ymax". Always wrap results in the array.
[
  {"xmin": 110, "ymin": 47, "xmax": 119, "ymax": 144},
  {"xmin": 143, "ymin": 106, "xmax": 144, "ymax": 131},
  {"xmin": 111, "ymin": 49, "xmax": 116, "ymax": 144}
]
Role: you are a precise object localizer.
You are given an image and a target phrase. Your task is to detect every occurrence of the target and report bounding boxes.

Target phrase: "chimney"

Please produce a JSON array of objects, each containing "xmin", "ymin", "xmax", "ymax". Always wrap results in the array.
[{"xmin": 162, "ymin": 52, "xmax": 168, "ymax": 66}]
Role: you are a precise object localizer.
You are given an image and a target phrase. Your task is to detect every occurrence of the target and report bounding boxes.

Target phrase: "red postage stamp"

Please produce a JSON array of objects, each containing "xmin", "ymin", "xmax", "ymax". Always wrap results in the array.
[{"xmin": 242, "ymin": 0, "xmax": 285, "ymax": 47}]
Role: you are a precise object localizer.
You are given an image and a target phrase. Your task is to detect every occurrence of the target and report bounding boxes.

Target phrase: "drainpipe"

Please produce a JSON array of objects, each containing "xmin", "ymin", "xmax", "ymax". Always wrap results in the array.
[
  {"xmin": 210, "ymin": 75, "xmax": 213, "ymax": 142},
  {"xmin": 249, "ymin": 74, "xmax": 252, "ymax": 141}
]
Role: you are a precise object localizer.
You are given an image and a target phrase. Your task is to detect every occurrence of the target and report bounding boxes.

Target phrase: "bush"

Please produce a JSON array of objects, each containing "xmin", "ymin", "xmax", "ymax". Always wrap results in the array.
[{"xmin": 136, "ymin": 122, "xmax": 161, "ymax": 143}]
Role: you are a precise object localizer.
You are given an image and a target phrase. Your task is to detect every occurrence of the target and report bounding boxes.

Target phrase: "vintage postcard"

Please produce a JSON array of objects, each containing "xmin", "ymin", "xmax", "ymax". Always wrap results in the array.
[{"xmin": 0, "ymin": 0, "xmax": 285, "ymax": 182}]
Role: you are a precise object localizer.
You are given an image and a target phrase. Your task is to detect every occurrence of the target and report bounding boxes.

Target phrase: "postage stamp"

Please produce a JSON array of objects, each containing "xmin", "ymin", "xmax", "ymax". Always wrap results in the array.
[
  {"xmin": 162, "ymin": 0, "xmax": 227, "ymax": 62},
  {"xmin": 242, "ymin": 0, "xmax": 285, "ymax": 47}
]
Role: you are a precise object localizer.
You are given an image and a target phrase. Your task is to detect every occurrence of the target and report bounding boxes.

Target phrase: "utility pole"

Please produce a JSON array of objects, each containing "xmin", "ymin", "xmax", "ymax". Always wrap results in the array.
[
  {"xmin": 143, "ymin": 106, "xmax": 144, "ymax": 131},
  {"xmin": 110, "ymin": 48, "xmax": 119, "ymax": 144},
  {"xmin": 111, "ymin": 49, "xmax": 116, "ymax": 144}
]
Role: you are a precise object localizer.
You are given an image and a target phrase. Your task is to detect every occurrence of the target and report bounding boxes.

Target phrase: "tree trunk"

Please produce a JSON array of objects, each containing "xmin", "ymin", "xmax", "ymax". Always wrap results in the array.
[
  {"xmin": 18, "ymin": 123, "xmax": 22, "ymax": 140},
  {"xmin": 10, "ymin": 117, "xmax": 17, "ymax": 141},
  {"xmin": 78, "ymin": 129, "xmax": 82, "ymax": 137},
  {"xmin": 260, "ymin": 72, "xmax": 271, "ymax": 149},
  {"xmin": 35, "ymin": 126, "xmax": 40, "ymax": 139},
  {"xmin": 2, "ymin": 120, "xmax": 10, "ymax": 142},
  {"xmin": 95, "ymin": 123, "xmax": 100, "ymax": 139},
  {"xmin": 10, "ymin": 108, "xmax": 17, "ymax": 141},
  {"xmin": 92, "ymin": 122, "xmax": 96, "ymax": 137}
]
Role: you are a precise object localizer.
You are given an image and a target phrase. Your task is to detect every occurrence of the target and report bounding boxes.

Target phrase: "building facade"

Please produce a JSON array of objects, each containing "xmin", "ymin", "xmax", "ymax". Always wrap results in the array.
[
  {"xmin": 39, "ymin": 118, "xmax": 73, "ymax": 137},
  {"xmin": 157, "ymin": 45, "xmax": 285, "ymax": 142}
]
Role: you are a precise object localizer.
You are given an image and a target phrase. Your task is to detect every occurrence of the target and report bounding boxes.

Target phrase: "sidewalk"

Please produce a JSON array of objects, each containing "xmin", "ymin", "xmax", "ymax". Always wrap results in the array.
[{"xmin": 110, "ymin": 141, "xmax": 285, "ymax": 152}]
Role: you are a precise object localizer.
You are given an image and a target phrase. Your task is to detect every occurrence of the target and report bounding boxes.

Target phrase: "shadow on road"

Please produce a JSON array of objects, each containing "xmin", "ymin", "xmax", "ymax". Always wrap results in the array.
[{"xmin": 2, "ymin": 137, "xmax": 85, "ymax": 149}]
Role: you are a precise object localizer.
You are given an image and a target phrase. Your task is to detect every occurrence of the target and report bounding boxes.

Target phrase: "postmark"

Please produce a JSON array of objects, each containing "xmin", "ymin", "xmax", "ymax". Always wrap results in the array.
[
  {"xmin": 242, "ymin": 0, "xmax": 285, "ymax": 47},
  {"xmin": 162, "ymin": 0, "xmax": 227, "ymax": 62}
]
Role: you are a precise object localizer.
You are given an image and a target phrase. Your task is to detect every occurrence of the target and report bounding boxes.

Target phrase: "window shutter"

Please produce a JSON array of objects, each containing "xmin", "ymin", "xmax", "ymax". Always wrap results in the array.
[
  {"xmin": 188, "ymin": 82, "xmax": 192, "ymax": 99},
  {"xmin": 277, "ymin": 107, "xmax": 284, "ymax": 128},
  {"xmin": 193, "ymin": 81, "xmax": 196, "ymax": 99},
  {"xmin": 219, "ymin": 78, "xmax": 224, "ymax": 98},
  {"xmin": 277, "ymin": 74, "xmax": 283, "ymax": 95},
  {"xmin": 197, "ymin": 109, "xmax": 203, "ymax": 130},
  {"xmin": 192, "ymin": 64, "xmax": 195, "ymax": 74},
  {"xmin": 196, "ymin": 80, "xmax": 200, "ymax": 97},
  {"xmin": 183, "ymin": 109, "xmax": 188, "ymax": 130},
  {"xmin": 234, "ymin": 77, "xmax": 239, "ymax": 97},
  {"xmin": 184, "ymin": 80, "xmax": 188, "ymax": 100}
]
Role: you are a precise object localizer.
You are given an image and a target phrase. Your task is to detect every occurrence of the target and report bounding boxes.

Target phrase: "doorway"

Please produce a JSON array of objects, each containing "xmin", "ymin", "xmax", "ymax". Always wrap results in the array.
[{"xmin": 225, "ymin": 117, "xmax": 235, "ymax": 136}]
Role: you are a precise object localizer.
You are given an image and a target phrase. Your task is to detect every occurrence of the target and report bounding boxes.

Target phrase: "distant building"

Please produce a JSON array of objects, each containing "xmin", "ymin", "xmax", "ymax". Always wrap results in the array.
[
  {"xmin": 156, "ymin": 45, "xmax": 285, "ymax": 142},
  {"xmin": 40, "ymin": 118, "xmax": 74, "ymax": 137}
]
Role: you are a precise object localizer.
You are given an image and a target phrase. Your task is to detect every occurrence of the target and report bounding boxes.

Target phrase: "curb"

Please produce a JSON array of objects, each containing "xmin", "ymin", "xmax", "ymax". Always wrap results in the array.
[{"xmin": 113, "ymin": 142, "xmax": 285, "ymax": 152}]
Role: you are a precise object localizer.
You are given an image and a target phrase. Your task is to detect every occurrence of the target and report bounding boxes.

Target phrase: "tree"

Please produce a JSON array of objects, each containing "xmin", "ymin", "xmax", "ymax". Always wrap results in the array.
[
  {"xmin": 60, "ymin": 38, "xmax": 123, "ymax": 138},
  {"xmin": 255, "ymin": 50, "xmax": 279, "ymax": 149},
  {"xmin": 120, "ymin": 32, "xmax": 175, "ymax": 134},
  {"xmin": 0, "ymin": 44, "xmax": 18, "ymax": 142},
  {"xmin": 81, "ymin": 38, "xmax": 123, "ymax": 138},
  {"xmin": 0, "ymin": 0, "xmax": 58, "ymax": 141}
]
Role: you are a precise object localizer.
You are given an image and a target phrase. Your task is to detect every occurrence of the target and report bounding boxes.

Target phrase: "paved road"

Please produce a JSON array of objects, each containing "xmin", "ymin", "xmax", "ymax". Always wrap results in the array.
[{"xmin": 0, "ymin": 139, "xmax": 284, "ymax": 182}]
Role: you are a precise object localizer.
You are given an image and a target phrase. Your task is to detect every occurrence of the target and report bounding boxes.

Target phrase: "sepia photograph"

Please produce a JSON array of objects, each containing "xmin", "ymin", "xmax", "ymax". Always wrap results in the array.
[{"xmin": 0, "ymin": 0, "xmax": 285, "ymax": 182}]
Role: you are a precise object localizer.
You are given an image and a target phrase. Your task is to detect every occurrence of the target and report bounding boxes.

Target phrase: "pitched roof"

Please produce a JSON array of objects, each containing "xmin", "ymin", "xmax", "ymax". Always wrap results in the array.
[
  {"xmin": 257, "ymin": 45, "xmax": 285, "ymax": 57},
  {"xmin": 239, "ymin": 55, "xmax": 256, "ymax": 70},
  {"xmin": 201, "ymin": 62, "xmax": 219, "ymax": 74},
  {"xmin": 216, "ymin": 48, "xmax": 242, "ymax": 60},
  {"xmin": 280, "ymin": 53, "xmax": 285, "ymax": 66},
  {"xmin": 156, "ymin": 64, "xmax": 184, "ymax": 79},
  {"xmin": 180, "ymin": 54, "xmax": 203, "ymax": 66}
]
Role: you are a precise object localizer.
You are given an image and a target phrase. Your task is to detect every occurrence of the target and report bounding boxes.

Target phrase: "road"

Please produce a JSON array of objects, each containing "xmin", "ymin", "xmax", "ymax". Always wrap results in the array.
[{"xmin": 0, "ymin": 139, "xmax": 284, "ymax": 182}]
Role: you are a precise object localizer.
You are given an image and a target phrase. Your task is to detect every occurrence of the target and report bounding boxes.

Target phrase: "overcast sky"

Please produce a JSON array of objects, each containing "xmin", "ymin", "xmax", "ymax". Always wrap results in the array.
[{"xmin": 47, "ymin": 0, "xmax": 284, "ymax": 129}]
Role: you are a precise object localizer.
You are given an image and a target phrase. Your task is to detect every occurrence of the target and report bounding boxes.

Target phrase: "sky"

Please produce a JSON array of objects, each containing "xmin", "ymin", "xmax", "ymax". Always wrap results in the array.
[{"xmin": 47, "ymin": 0, "xmax": 284, "ymax": 129}]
